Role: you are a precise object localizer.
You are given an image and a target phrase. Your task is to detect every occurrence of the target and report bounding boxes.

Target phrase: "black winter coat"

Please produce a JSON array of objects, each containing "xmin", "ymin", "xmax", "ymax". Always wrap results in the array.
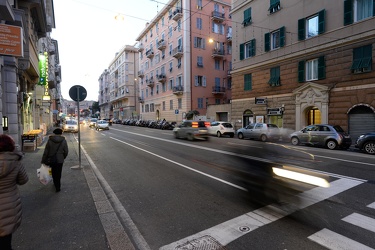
[{"xmin": 41, "ymin": 135, "xmax": 69, "ymax": 165}]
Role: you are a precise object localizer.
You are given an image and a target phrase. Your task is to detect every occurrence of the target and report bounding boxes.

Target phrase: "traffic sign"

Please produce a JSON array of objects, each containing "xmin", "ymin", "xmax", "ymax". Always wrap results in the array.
[{"xmin": 69, "ymin": 85, "xmax": 87, "ymax": 102}]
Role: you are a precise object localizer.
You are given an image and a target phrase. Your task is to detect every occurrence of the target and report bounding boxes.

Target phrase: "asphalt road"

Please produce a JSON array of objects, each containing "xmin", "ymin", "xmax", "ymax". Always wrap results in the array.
[{"xmin": 79, "ymin": 124, "xmax": 375, "ymax": 250}]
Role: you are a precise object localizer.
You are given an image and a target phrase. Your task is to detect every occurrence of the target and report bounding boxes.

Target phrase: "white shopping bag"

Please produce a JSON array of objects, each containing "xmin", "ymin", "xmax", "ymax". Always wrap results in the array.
[{"xmin": 37, "ymin": 164, "xmax": 52, "ymax": 185}]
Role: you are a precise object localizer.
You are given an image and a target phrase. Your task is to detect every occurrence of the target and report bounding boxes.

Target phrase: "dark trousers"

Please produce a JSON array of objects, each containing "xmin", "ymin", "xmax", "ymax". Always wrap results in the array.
[
  {"xmin": 51, "ymin": 163, "xmax": 63, "ymax": 191},
  {"xmin": 0, "ymin": 234, "xmax": 12, "ymax": 250}
]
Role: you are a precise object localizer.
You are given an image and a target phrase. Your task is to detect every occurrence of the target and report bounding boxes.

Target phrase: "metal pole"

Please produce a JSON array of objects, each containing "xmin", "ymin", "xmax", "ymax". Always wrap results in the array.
[{"xmin": 77, "ymin": 86, "xmax": 81, "ymax": 168}]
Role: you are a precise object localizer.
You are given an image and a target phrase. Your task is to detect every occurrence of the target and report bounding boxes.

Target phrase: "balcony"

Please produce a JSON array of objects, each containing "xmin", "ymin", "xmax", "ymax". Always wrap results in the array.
[
  {"xmin": 212, "ymin": 48, "xmax": 225, "ymax": 58},
  {"xmin": 157, "ymin": 73, "xmax": 166, "ymax": 83},
  {"xmin": 173, "ymin": 85, "xmax": 184, "ymax": 95},
  {"xmin": 226, "ymin": 34, "xmax": 232, "ymax": 43},
  {"xmin": 139, "ymin": 97, "xmax": 144, "ymax": 103},
  {"xmin": 211, "ymin": 11, "xmax": 225, "ymax": 22},
  {"xmin": 212, "ymin": 86, "xmax": 226, "ymax": 94},
  {"xmin": 138, "ymin": 70, "xmax": 144, "ymax": 78},
  {"xmin": 146, "ymin": 78, "xmax": 154, "ymax": 87},
  {"xmin": 138, "ymin": 43, "xmax": 144, "ymax": 52},
  {"xmin": 227, "ymin": 70, "xmax": 232, "ymax": 78},
  {"xmin": 146, "ymin": 49, "xmax": 154, "ymax": 58},
  {"xmin": 157, "ymin": 40, "xmax": 166, "ymax": 50},
  {"xmin": 172, "ymin": 8, "xmax": 183, "ymax": 21},
  {"xmin": 172, "ymin": 46, "xmax": 183, "ymax": 58}
]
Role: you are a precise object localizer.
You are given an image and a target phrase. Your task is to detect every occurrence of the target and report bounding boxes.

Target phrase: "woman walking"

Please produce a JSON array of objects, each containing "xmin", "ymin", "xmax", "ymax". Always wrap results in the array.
[
  {"xmin": 42, "ymin": 128, "xmax": 69, "ymax": 192},
  {"xmin": 0, "ymin": 134, "xmax": 29, "ymax": 250}
]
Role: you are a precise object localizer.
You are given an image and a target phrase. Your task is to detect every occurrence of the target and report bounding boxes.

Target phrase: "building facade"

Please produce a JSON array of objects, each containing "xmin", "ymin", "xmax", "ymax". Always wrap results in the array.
[
  {"xmin": 98, "ymin": 69, "xmax": 111, "ymax": 119},
  {"xmin": 230, "ymin": 0, "xmax": 375, "ymax": 139},
  {"xmin": 135, "ymin": 0, "xmax": 232, "ymax": 122}
]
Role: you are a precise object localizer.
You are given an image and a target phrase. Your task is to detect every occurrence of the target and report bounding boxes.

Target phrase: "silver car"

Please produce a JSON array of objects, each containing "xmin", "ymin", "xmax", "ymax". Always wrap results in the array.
[
  {"xmin": 173, "ymin": 121, "xmax": 209, "ymax": 141},
  {"xmin": 290, "ymin": 124, "xmax": 352, "ymax": 150},
  {"xmin": 236, "ymin": 123, "xmax": 280, "ymax": 141},
  {"xmin": 95, "ymin": 120, "xmax": 109, "ymax": 130}
]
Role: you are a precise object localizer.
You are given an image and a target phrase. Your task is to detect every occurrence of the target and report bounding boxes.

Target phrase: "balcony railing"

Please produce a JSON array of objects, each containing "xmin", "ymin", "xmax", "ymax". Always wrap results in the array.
[
  {"xmin": 212, "ymin": 86, "xmax": 226, "ymax": 94},
  {"xmin": 157, "ymin": 40, "xmax": 166, "ymax": 50},
  {"xmin": 172, "ymin": 8, "xmax": 183, "ymax": 21},
  {"xmin": 146, "ymin": 49, "xmax": 154, "ymax": 58},
  {"xmin": 172, "ymin": 46, "xmax": 183, "ymax": 58},
  {"xmin": 172, "ymin": 85, "xmax": 183, "ymax": 95},
  {"xmin": 212, "ymin": 48, "xmax": 225, "ymax": 58},
  {"xmin": 157, "ymin": 74, "xmax": 166, "ymax": 82},
  {"xmin": 139, "ymin": 97, "xmax": 144, "ymax": 103},
  {"xmin": 138, "ymin": 44, "xmax": 144, "ymax": 52},
  {"xmin": 138, "ymin": 70, "xmax": 144, "ymax": 78},
  {"xmin": 211, "ymin": 11, "xmax": 225, "ymax": 22},
  {"xmin": 146, "ymin": 78, "xmax": 154, "ymax": 87},
  {"xmin": 227, "ymin": 34, "xmax": 232, "ymax": 43},
  {"xmin": 227, "ymin": 70, "xmax": 232, "ymax": 77}
]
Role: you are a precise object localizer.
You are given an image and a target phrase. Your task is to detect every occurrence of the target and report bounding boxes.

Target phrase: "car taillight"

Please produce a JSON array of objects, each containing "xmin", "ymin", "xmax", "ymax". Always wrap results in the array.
[
  {"xmin": 192, "ymin": 122, "xmax": 198, "ymax": 128},
  {"xmin": 204, "ymin": 122, "xmax": 210, "ymax": 127}
]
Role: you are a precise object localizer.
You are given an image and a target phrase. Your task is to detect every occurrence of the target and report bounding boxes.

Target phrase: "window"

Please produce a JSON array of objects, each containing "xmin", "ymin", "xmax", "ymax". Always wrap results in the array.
[
  {"xmin": 197, "ymin": 17, "xmax": 202, "ymax": 30},
  {"xmin": 169, "ymin": 44, "xmax": 173, "ymax": 55},
  {"xmin": 170, "ymin": 100, "xmax": 173, "ymax": 110},
  {"xmin": 215, "ymin": 60, "xmax": 220, "ymax": 70},
  {"xmin": 344, "ymin": 0, "xmax": 374, "ymax": 25},
  {"xmin": 215, "ymin": 99, "xmax": 221, "ymax": 105},
  {"xmin": 178, "ymin": 20, "xmax": 181, "ymax": 32},
  {"xmin": 169, "ymin": 61, "xmax": 173, "ymax": 72},
  {"xmin": 162, "ymin": 17, "xmax": 165, "ymax": 26},
  {"xmin": 197, "ymin": 56, "xmax": 203, "ymax": 67},
  {"xmin": 198, "ymin": 98, "xmax": 204, "ymax": 109},
  {"xmin": 156, "ymin": 85, "xmax": 159, "ymax": 94},
  {"xmin": 268, "ymin": 67, "xmax": 281, "ymax": 86},
  {"xmin": 177, "ymin": 58, "xmax": 182, "ymax": 68},
  {"xmin": 298, "ymin": 10, "xmax": 325, "ymax": 40},
  {"xmin": 194, "ymin": 37, "xmax": 205, "ymax": 49},
  {"xmin": 169, "ymin": 25, "xmax": 173, "ymax": 38},
  {"xmin": 197, "ymin": 0, "xmax": 202, "ymax": 9},
  {"xmin": 162, "ymin": 101, "xmax": 165, "ymax": 111},
  {"xmin": 269, "ymin": 0, "xmax": 281, "ymax": 14},
  {"xmin": 176, "ymin": 75, "xmax": 183, "ymax": 86},
  {"xmin": 265, "ymin": 27, "xmax": 285, "ymax": 52},
  {"xmin": 194, "ymin": 75, "xmax": 206, "ymax": 86},
  {"xmin": 244, "ymin": 74, "xmax": 252, "ymax": 91},
  {"xmin": 178, "ymin": 98, "xmax": 182, "ymax": 109},
  {"xmin": 169, "ymin": 78, "xmax": 174, "ymax": 90},
  {"xmin": 298, "ymin": 56, "xmax": 326, "ymax": 82},
  {"xmin": 351, "ymin": 45, "xmax": 372, "ymax": 73},
  {"xmin": 240, "ymin": 39, "xmax": 255, "ymax": 60},
  {"xmin": 242, "ymin": 8, "xmax": 251, "ymax": 26},
  {"xmin": 212, "ymin": 23, "xmax": 224, "ymax": 34}
]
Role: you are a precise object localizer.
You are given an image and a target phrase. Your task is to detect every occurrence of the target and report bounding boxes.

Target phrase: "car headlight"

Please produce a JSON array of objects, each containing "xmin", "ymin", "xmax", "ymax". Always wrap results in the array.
[{"xmin": 358, "ymin": 135, "xmax": 365, "ymax": 139}]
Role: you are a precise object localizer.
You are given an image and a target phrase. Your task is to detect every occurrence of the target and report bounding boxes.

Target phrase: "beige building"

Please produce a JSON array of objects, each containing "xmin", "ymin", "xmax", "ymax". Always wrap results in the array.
[
  {"xmin": 136, "ymin": 0, "xmax": 232, "ymax": 122},
  {"xmin": 98, "ymin": 69, "xmax": 111, "ymax": 119},
  {"xmin": 230, "ymin": 0, "xmax": 375, "ymax": 140}
]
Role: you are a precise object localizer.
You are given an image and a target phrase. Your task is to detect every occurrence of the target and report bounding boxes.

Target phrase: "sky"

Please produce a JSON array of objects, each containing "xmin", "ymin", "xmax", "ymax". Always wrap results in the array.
[{"xmin": 51, "ymin": 0, "xmax": 169, "ymax": 101}]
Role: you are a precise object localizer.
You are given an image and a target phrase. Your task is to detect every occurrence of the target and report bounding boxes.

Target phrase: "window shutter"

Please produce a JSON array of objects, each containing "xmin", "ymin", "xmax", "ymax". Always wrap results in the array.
[
  {"xmin": 194, "ymin": 37, "xmax": 197, "ymax": 48},
  {"xmin": 344, "ymin": 0, "xmax": 353, "ymax": 25},
  {"xmin": 251, "ymin": 39, "xmax": 256, "ymax": 57},
  {"xmin": 203, "ymin": 76, "xmax": 207, "ymax": 87},
  {"xmin": 280, "ymin": 26, "xmax": 285, "ymax": 47},
  {"xmin": 194, "ymin": 76, "xmax": 198, "ymax": 86},
  {"xmin": 240, "ymin": 43, "xmax": 244, "ymax": 60},
  {"xmin": 202, "ymin": 38, "xmax": 206, "ymax": 49},
  {"xmin": 318, "ymin": 56, "xmax": 326, "ymax": 79},
  {"xmin": 264, "ymin": 33, "xmax": 270, "ymax": 52},
  {"xmin": 318, "ymin": 9, "xmax": 326, "ymax": 34},
  {"xmin": 298, "ymin": 18, "xmax": 305, "ymax": 41},
  {"xmin": 373, "ymin": 0, "xmax": 375, "ymax": 17},
  {"xmin": 298, "ymin": 61, "xmax": 305, "ymax": 82}
]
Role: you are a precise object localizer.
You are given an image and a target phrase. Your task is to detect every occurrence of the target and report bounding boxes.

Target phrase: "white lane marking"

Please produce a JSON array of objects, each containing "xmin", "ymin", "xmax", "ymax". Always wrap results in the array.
[
  {"xmin": 342, "ymin": 213, "xmax": 375, "ymax": 232},
  {"xmin": 160, "ymin": 178, "xmax": 363, "ymax": 249},
  {"xmin": 110, "ymin": 137, "xmax": 247, "ymax": 191},
  {"xmin": 226, "ymin": 142, "xmax": 263, "ymax": 148},
  {"xmin": 110, "ymin": 128, "xmax": 375, "ymax": 168},
  {"xmin": 368, "ymin": 202, "xmax": 375, "ymax": 209},
  {"xmin": 308, "ymin": 228, "xmax": 374, "ymax": 250}
]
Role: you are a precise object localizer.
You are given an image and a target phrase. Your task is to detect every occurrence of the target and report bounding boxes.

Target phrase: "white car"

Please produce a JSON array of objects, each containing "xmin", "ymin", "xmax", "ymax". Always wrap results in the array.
[
  {"xmin": 95, "ymin": 120, "xmax": 109, "ymax": 130},
  {"xmin": 207, "ymin": 121, "xmax": 235, "ymax": 137},
  {"xmin": 63, "ymin": 120, "xmax": 78, "ymax": 133}
]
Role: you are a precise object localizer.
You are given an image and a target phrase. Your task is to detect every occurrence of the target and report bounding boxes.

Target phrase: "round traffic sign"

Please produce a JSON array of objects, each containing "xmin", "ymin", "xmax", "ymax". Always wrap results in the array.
[{"xmin": 69, "ymin": 85, "xmax": 87, "ymax": 102}]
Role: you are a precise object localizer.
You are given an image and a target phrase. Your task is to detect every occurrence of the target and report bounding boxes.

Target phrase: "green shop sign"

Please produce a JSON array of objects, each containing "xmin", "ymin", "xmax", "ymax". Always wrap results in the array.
[{"xmin": 38, "ymin": 52, "xmax": 48, "ymax": 85}]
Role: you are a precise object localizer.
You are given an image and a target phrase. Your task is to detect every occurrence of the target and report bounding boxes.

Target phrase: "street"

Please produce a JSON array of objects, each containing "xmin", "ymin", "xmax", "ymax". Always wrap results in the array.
[{"xmin": 78, "ymin": 124, "xmax": 375, "ymax": 250}]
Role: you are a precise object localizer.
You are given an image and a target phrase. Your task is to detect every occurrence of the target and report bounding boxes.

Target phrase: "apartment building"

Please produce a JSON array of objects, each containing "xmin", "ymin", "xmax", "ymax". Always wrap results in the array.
[
  {"xmin": 230, "ymin": 0, "xmax": 375, "ymax": 140},
  {"xmin": 106, "ymin": 45, "xmax": 139, "ymax": 120},
  {"xmin": 98, "ymin": 69, "xmax": 111, "ymax": 119},
  {"xmin": 135, "ymin": 0, "xmax": 232, "ymax": 122}
]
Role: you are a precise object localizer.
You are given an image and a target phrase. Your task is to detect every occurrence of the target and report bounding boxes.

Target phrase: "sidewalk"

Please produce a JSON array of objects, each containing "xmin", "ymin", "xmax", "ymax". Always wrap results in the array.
[{"xmin": 12, "ymin": 128, "xmax": 133, "ymax": 250}]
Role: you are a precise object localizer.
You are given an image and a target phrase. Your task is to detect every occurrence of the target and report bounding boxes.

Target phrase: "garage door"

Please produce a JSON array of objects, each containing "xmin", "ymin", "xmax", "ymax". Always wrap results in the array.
[{"xmin": 349, "ymin": 113, "xmax": 375, "ymax": 142}]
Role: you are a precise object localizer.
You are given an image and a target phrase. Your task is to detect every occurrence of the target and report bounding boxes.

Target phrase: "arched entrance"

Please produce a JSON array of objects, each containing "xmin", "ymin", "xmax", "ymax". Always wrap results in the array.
[
  {"xmin": 156, "ymin": 110, "xmax": 160, "ymax": 120},
  {"xmin": 348, "ymin": 104, "xmax": 375, "ymax": 140},
  {"xmin": 306, "ymin": 106, "xmax": 321, "ymax": 125},
  {"xmin": 242, "ymin": 109, "xmax": 254, "ymax": 127}
]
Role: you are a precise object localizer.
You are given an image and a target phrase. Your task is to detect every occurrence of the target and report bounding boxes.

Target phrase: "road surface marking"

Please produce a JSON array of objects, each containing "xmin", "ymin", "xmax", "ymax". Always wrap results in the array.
[
  {"xmin": 160, "ymin": 178, "xmax": 363, "ymax": 249},
  {"xmin": 367, "ymin": 202, "xmax": 375, "ymax": 209},
  {"xmin": 342, "ymin": 213, "xmax": 375, "ymax": 232},
  {"xmin": 308, "ymin": 228, "xmax": 374, "ymax": 250}
]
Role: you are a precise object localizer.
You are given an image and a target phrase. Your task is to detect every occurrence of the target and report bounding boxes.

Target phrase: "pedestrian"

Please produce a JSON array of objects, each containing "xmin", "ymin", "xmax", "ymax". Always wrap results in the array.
[
  {"xmin": 0, "ymin": 134, "xmax": 29, "ymax": 250},
  {"xmin": 41, "ymin": 128, "xmax": 68, "ymax": 192}
]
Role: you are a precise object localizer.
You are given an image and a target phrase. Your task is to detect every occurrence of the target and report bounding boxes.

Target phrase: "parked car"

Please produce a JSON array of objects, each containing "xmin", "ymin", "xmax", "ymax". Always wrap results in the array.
[
  {"xmin": 173, "ymin": 121, "xmax": 210, "ymax": 141},
  {"xmin": 88, "ymin": 118, "xmax": 98, "ymax": 127},
  {"xmin": 62, "ymin": 119, "xmax": 78, "ymax": 133},
  {"xmin": 207, "ymin": 121, "xmax": 235, "ymax": 138},
  {"xmin": 290, "ymin": 124, "xmax": 352, "ymax": 150},
  {"xmin": 355, "ymin": 132, "xmax": 375, "ymax": 155},
  {"xmin": 95, "ymin": 120, "xmax": 110, "ymax": 131},
  {"xmin": 236, "ymin": 123, "xmax": 280, "ymax": 141}
]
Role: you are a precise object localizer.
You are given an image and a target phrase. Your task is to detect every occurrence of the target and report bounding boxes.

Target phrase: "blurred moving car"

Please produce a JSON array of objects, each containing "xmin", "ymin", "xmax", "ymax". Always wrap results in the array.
[
  {"xmin": 355, "ymin": 132, "xmax": 375, "ymax": 155},
  {"xmin": 63, "ymin": 119, "xmax": 78, "ymax": 133},
  {"xmin": 173, "ymin": 121, "xmax": 209, "ymax": 141},
  {"xmin": 207, "ymin": 121, "xmax": 235, "ymax": 138},
  {"xmin": 290, "ymin": 124, "xmax": 352, "ymax": 150},
  {"xmin": 95, "ymin": 120, "xmax": 110, "ymax": 131},
  {"xmin": 236, "ymin": 123, "xmax": 280, "ymax": 141},
  {"xmin": 88, "ymin": 118, "xmax": 98, "ymax": 128}
]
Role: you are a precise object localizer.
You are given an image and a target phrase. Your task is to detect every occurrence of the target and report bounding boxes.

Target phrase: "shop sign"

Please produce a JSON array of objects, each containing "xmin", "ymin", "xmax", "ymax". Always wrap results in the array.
[
  {"xmin": 38, "ymin": 52, "xmax": 49, "ymax": 86},
  {"xmin": 0, "ymin": 24, "xmax": 23, "ymax": 57}
]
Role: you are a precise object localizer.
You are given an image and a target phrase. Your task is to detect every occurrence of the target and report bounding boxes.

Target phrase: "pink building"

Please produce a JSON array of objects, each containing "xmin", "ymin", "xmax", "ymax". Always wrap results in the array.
[{"xmin": 136, "ymin": 0, "xmax": 232, "ymax": 122}]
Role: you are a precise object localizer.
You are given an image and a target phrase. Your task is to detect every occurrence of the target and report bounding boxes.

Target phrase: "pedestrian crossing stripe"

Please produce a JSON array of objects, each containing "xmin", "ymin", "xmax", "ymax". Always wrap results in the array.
[{"xmin": 342, "ymin": 213, "xmax": 375, "ymax": 233}]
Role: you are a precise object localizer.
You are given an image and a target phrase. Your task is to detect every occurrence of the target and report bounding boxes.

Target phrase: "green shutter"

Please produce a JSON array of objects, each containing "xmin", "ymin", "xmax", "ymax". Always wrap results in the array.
[
  {"xmin": 318, "ymin": 56, "xmax": 326, "ymax": 79},
  {"xmin": 298, "ymin": 18, "xmax": 305, "ymax": 41},
  {"xmin": 244, "ymin": 74, "xmax": 252, "ymax": 91},
  {"xmin": 280, "ymin": 26, "xmax": 285, "ymax": 47},
  {"xmin": 351, "ymin": 47, "xmax": 363, "ymax": 70},
  {"xmin": 250, "ymin": 39, "xmax": 256, "ymax": 57},
  {"xmin": 344, "ymin": 0, "xmax": 353, "ymax": 26},
  {"xmin": 240, "ymin": 43, "xmax": 244, "ymax": 60},
  {"xmin": 318, "ymin": 9, "xmax": 325, "ymax": 34},
  {"xmin": 265, "ymin": 33, "xmax": 270, "ymax": 52},
  {"xmin": 298, "ymin": 61, "xmax": 305, "ymax": 82},
  {"xmin": 360, "ymin": 45, "xmax": 372, "ymax": 69},
  {"xmin": 243, "ymin": 8, "xmax": 252, "ymax": 26}
]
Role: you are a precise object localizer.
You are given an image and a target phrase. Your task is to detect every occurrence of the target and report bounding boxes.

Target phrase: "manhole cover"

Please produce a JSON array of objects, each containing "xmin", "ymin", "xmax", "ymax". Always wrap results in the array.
[{"xmin": 175, "ymin": 235, "xmax": 227, "ymax": 250}]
